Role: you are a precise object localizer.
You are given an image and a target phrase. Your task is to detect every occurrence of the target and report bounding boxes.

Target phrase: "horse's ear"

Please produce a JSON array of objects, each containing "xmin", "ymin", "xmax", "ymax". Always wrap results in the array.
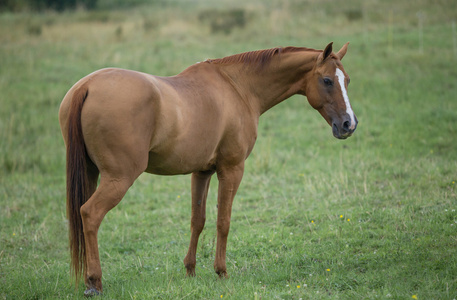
[
  {"xmin": 318, "ymin": 42, "xmax": 333, "ymax": 63},
  {"xmin": 337, "ymin": 42, "xmax": 349, "ymax": 60},
  {"xmin": 323, "ymin": 42, "xmax": 333, "ymax": 60}
]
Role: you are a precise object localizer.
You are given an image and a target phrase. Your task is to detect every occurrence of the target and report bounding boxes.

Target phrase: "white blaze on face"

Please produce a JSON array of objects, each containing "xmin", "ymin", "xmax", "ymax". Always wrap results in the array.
[{"xmin": 335, "ymin": 68, "xmax": 356, "ymax": 130}]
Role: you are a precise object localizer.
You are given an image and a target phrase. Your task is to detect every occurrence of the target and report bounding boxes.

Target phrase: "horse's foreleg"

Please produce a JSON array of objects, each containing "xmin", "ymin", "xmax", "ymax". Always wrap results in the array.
[
  {"xmin": 80, "ymin": 176, "xmax": 132, "ymax": 296},
  {"xmin": 184, "ymin": 171, "xmax": 214, "ymax": 276},
  {"xmin": 214, "ymin": 163, "xmax": 244, "ymax": 277}
]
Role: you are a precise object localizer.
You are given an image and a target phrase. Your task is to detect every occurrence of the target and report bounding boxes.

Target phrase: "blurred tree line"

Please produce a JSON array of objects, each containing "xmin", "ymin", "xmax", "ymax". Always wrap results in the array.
[
  {"xmin": 0, "ymin": 0, "xmax": 156, "ymax": 12},
  {"xmin": 0, "ymin": 0, "xmax": 97, "ymax": 11}
]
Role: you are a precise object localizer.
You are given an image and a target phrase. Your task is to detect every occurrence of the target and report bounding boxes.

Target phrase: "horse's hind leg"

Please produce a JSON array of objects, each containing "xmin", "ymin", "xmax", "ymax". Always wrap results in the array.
[
  {"xmin": 83, "ymin": 159, "xmax": 99, "ymax": 289},
  {"xmin": 80, "ymin": 173, "xmax": 135, "ymax": 296},
  {"xmin": 183, "ymin": 171, "xmax": 214, "ymax": 276}
]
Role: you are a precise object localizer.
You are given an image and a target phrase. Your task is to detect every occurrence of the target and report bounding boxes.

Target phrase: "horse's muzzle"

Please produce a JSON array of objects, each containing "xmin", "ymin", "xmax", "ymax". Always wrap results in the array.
[{"xmin": 332, "ymin": 116, "xmax": 358, "ymax": 139}]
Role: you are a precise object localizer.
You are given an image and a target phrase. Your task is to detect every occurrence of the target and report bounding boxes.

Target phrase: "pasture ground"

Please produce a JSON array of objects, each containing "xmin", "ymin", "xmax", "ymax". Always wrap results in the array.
[{"xmin": 1, "ymin": 0, "xmax": 457, "ymax": 299}]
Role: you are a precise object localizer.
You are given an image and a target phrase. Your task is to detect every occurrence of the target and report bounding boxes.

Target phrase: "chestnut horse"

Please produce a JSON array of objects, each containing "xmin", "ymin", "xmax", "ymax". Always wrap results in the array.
[{"xmin": 59, "ymin": 42, "xmax": 357, "ymax": 296}]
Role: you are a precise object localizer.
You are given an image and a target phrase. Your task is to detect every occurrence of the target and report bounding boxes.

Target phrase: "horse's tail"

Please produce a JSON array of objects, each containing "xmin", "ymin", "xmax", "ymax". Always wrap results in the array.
[{"xmin": 66, "ymin": 83, "xmax": 90, "ymax": 284}]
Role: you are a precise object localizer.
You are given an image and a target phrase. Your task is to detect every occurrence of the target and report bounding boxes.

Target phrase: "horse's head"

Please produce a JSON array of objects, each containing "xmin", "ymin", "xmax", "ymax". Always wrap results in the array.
[{"xmin": 303, "ymin": 42, "xmax": 357, "ymax": 139}]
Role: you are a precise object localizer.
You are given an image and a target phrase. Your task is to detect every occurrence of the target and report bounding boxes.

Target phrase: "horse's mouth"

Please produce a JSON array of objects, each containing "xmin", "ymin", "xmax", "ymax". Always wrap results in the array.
[
  {"xmin": 332, "ymin": 123, "xmax": 355, "ymax": 139},
  {"xmin": 335, "ymin": 132, "xmax": 352, "ymax": 139}
]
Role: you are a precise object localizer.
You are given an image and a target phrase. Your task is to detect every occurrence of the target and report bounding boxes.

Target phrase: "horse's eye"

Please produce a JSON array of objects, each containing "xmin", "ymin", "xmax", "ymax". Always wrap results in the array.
[{"xmin": 323, "ymin": 78, "xmax": 333, "ymax": 86}]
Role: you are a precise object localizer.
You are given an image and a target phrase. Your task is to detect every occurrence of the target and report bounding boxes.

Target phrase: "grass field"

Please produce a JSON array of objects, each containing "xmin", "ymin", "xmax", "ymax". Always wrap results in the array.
[{"xmin": 1, "ymin": 0, "xmax": 457, "ymax": 299}]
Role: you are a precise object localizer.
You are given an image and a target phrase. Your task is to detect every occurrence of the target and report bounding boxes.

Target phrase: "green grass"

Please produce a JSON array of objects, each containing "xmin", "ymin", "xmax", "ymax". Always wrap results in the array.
[{"xmin": 1, "ymin": 0, "xmax": 457, "ymax": 299}]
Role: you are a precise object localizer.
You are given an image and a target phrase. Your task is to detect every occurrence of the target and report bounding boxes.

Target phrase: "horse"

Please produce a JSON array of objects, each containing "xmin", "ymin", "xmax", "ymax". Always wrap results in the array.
[{"xmin": 59, "ymin": 42, "xmax": 357, "ymax": 296}]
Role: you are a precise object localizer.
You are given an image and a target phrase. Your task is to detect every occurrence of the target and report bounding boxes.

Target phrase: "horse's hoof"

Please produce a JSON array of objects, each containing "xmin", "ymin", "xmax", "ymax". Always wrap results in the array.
[
  {"xmin": 216, "ymin": 270, "xmax": 228, "ymax": 279},
  {"xmin": 185, "ymin": 265, "xmax": 196, "ymax": 277},
  {"xmin": 84, "ymin": 288, "xmax": 101, "ymax": 297}
]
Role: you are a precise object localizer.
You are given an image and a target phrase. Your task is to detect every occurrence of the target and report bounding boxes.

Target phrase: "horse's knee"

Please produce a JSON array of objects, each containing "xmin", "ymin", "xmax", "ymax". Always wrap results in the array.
[
  {"xmin": 80, "ymin": 202, "xmax": 94, "ymax": 219},
  {"xmin": 216, "ymin": 220, "xmax": 230, "ymax": 237},
  {"xmin": 80, "ymin": 203, "xmax": 100, "ymax": 233},
  {"xmin": 191, "ymin": 217, "xmax": 206, "ymax": 234},
  {"xmin": 81, "ymin": 177, "xmax": 132, "ymax": 224}
]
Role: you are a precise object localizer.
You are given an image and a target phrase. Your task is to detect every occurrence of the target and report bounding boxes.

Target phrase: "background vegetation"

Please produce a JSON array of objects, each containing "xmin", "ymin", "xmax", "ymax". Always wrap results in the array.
[{"xmin": 1, "ymin": 0, "xmax": 456, "ymax": 298}]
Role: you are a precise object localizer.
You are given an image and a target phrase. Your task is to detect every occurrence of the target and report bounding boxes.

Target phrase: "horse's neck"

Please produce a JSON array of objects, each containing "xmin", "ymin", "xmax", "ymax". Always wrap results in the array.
[{"xmin": 220, "ymin": 51, "xmax": 319, "ymax": 115}]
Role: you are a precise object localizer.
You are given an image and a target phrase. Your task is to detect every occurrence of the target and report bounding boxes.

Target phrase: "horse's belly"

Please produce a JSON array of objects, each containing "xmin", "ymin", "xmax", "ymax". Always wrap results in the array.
[{"xmin": 144, "ymin": 148, "xmax": 217, "ymax": 175}]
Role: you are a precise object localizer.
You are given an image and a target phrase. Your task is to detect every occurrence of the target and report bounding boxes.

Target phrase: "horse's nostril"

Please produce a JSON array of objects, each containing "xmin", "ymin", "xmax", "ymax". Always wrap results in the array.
[{"xmin": 343, "ymin": 120, "xmax": 350, "ymax": 131}]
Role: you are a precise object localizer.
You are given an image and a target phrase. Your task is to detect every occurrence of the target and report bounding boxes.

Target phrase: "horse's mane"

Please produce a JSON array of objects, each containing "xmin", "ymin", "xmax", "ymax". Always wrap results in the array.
[{"xmin": 206, "ymin": 46, "xmax": 321, "ymax": 69}]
